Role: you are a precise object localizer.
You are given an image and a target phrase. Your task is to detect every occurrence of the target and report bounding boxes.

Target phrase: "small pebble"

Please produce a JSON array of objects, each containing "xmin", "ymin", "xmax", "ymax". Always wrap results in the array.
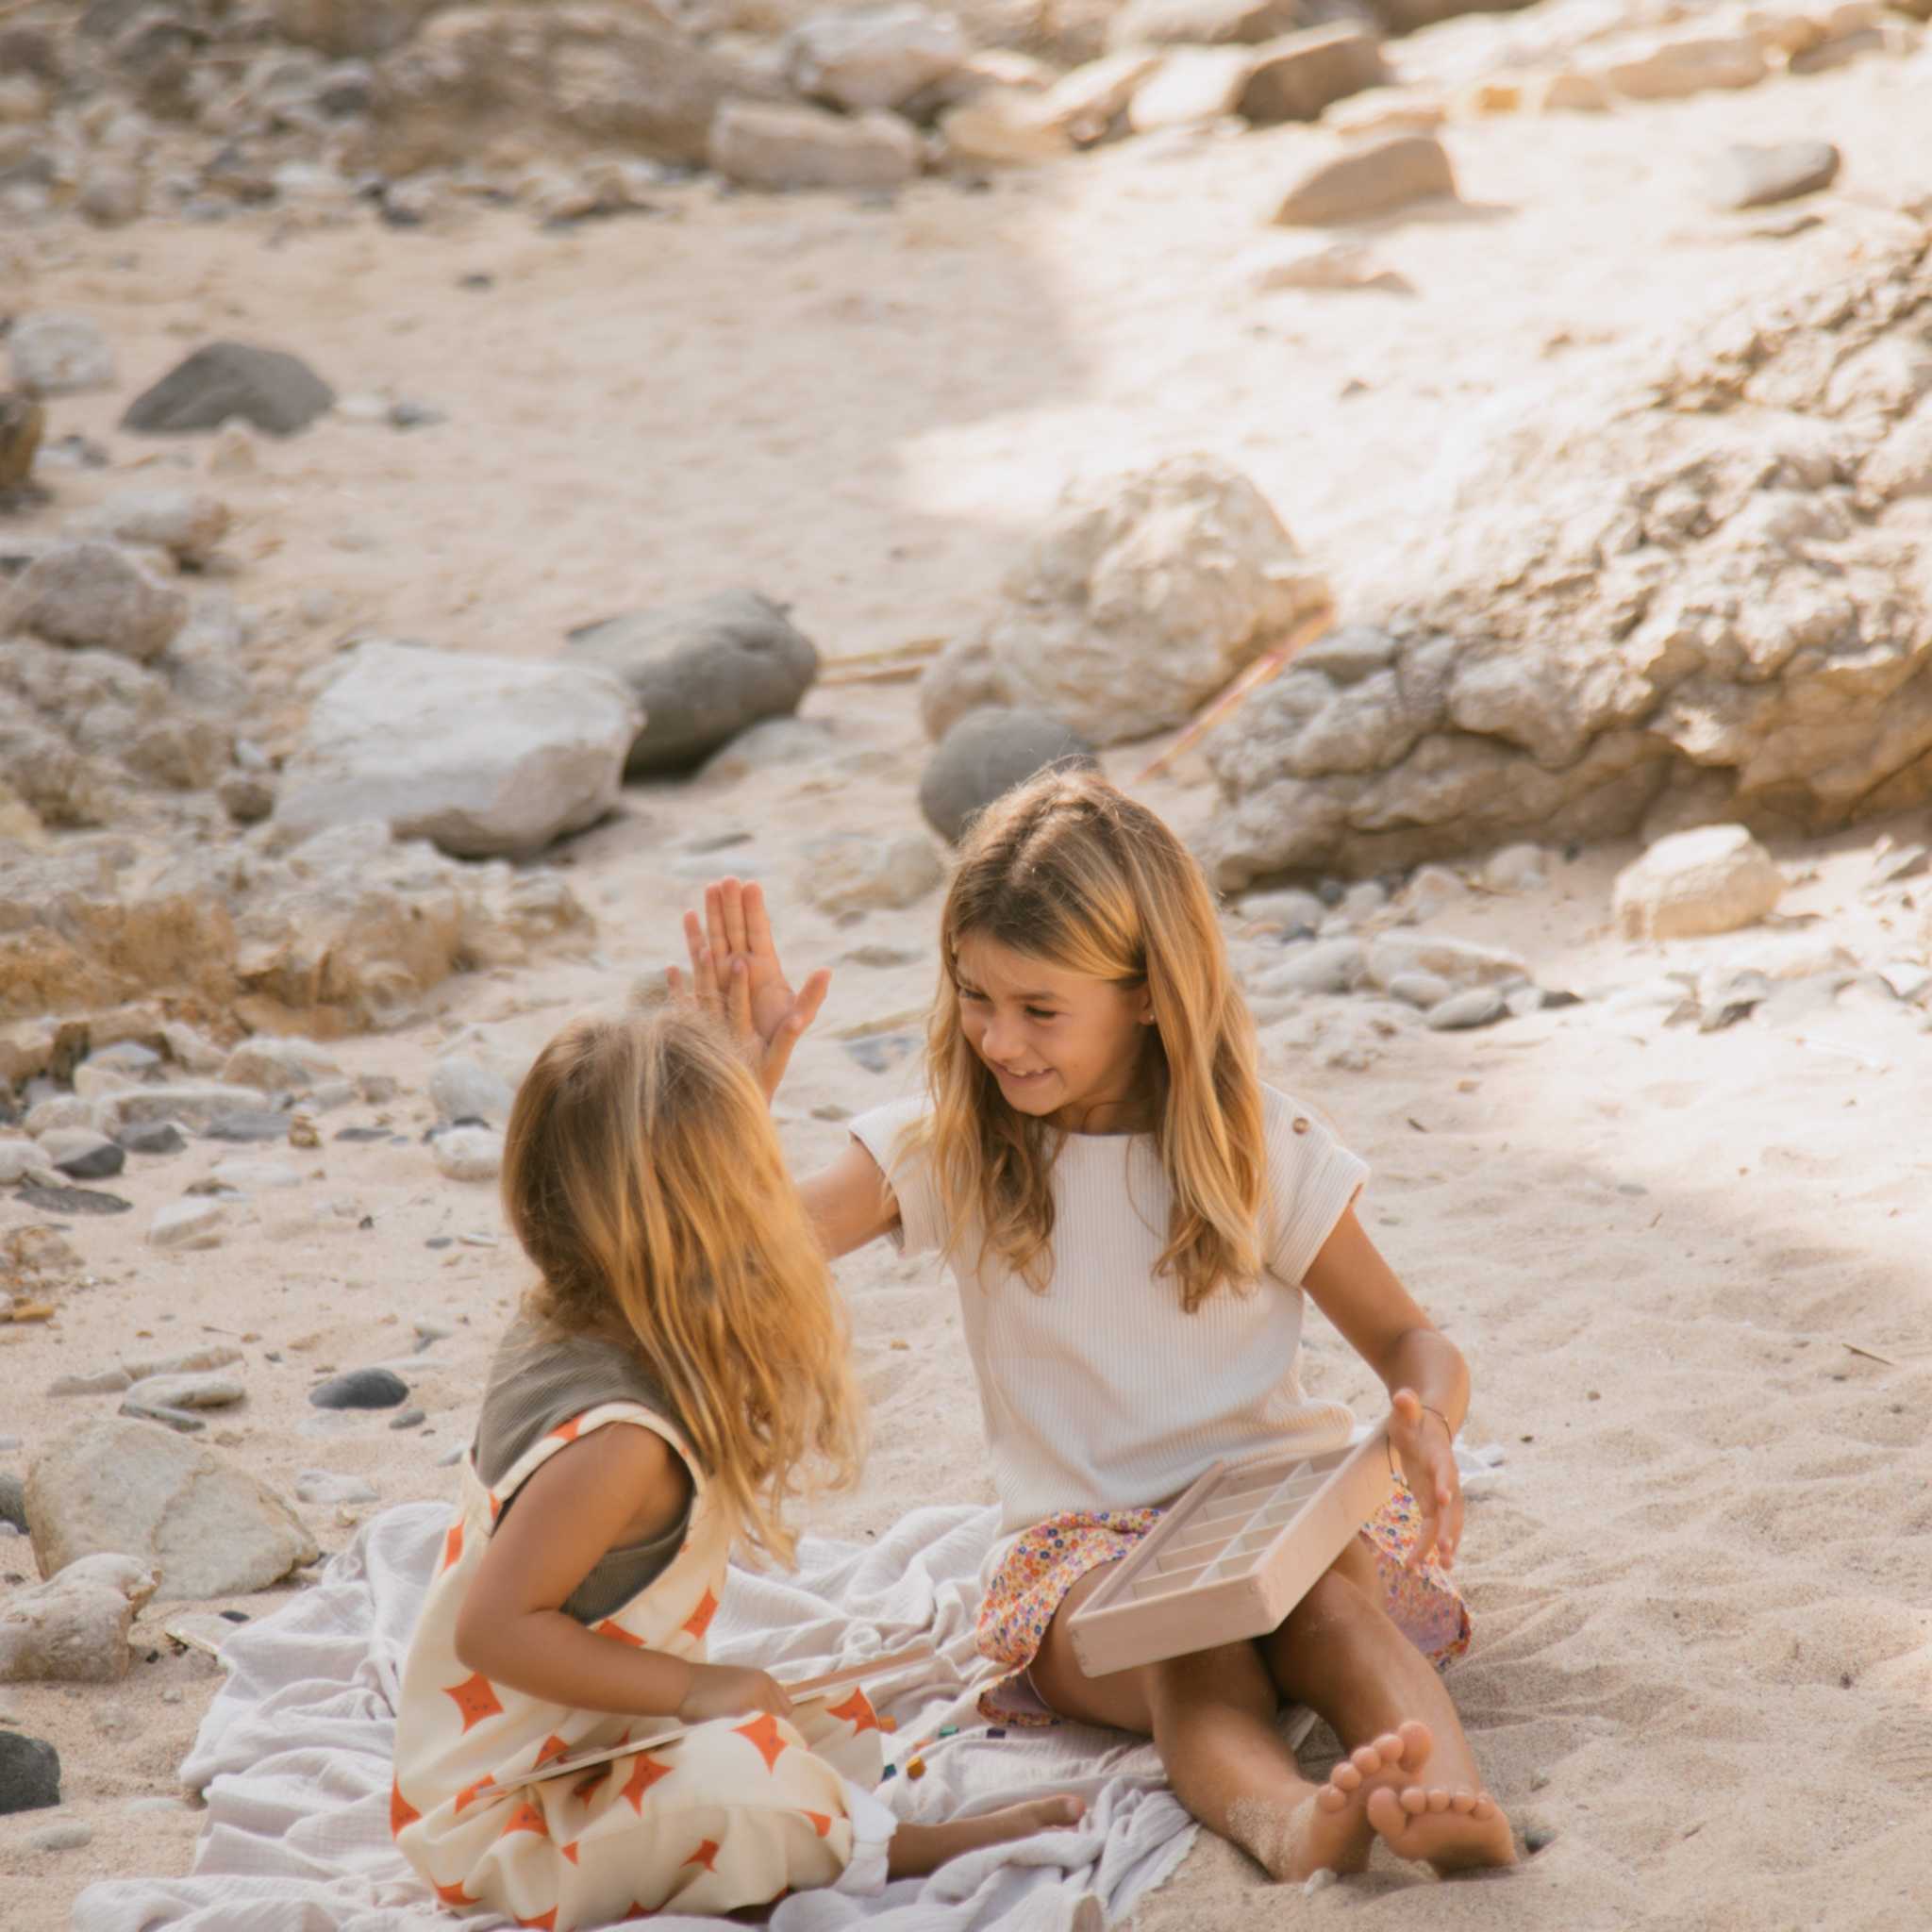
[
  {"xmin": 1303, "ymin": 1867, "xmax": 1338, "ymax": 1896},
  {"xmin": 117, "ymin": 1121, "xmax": 186, "ymax": 1156},
  {"xmin": 309, "ymin": 1367, "xmax": 409, "ymax": 1410},
  {"xmin": 906, "ymin": 1756, "xmax": 926, "ymax": 1780},
  {"xmin": 879, "ymin": 1762, "xmax": 897, "ymax": 1781},
  {"xmin": 389, "ymin": 1407, "xmax": 427, "ymax": 1430},
  {"xmin": 1525, "ymin": 1824, "xmax": 1557, "ymax": 1853}
]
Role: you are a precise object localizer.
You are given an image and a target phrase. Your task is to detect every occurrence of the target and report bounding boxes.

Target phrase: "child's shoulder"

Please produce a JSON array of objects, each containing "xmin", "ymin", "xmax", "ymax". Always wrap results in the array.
[{"xmin": 1256, "ymin": 1083, "xmax": 1359, "ymax": 1161}]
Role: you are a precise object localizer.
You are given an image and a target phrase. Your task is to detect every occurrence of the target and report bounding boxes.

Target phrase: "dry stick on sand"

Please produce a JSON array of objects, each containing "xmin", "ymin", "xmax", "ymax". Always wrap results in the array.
[
  {"xmin": 1132, "ymin": 606, "xmax": 1335, "ymax": 785},
  {"xmin": 819, "ymin": 638, "xmax": 945, "ymax": 687}
]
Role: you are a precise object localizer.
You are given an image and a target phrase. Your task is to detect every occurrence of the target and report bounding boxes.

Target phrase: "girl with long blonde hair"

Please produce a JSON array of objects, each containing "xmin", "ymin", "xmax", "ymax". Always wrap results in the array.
[
  {"xmin": 680, "ymin": 769, "xmax": 1516, "ymax": 1887},
  {"xmin": 391, "ymin": 1004, "xmax": 1080, "ymax": 1928}
]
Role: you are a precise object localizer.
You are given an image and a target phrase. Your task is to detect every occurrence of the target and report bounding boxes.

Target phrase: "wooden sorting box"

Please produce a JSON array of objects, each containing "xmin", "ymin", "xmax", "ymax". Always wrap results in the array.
[{"xmin": 1067, "ymin": 1426, "xmax": 1397, "ymax": 1678}]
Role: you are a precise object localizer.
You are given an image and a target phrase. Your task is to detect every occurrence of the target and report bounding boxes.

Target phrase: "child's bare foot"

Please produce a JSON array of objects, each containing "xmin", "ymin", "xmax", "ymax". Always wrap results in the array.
[
  {"xmin": 1365, "ymin": 1781, "xmax": 1517, "ymax": 1876},
  {"xmin": 888, "ymin": 1795, "xmax": 1086, "ymax": 1878},
  {"xmin": 1229, "ymin": 1721, "xmax": 1434, "ymax": 1882}
]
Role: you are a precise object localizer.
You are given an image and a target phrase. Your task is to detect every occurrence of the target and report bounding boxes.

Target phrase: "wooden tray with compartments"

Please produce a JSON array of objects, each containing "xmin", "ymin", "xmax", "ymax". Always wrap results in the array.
[{"xmin": 1067, "ymin": 1427, "xmax": 1397, "ymax": 1678}]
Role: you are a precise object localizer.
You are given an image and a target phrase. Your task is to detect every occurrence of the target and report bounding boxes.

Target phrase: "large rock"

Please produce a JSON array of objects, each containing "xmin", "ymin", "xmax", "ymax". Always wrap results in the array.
[
  {"xmin": 1272, "ymin": 135, "xmax": 1457, "ymax": 226},
  {"xmin": 9, "ymin": 313, "xmax": 116, "ymax": 397},
  {"xmin": 1, "ymin": 544, "xmax": 188, "ymax": 662},
  {"xmin": 0, "ymin": 1553, "xmax": 158, "ymax": 1683},
  {"xmin": 1612, "ymin": 824, "xmax": 1783, "ymax": 940},
  {"xmin": 565, "ymin": 591, "xmax": 818, "ymax": 775},
  {"xmin": 1107, "ymin": 0, "xmax": 1304, "ymax": 51},
  {"xmin": 0, "ymin": 1732, "xmax": 60, "ymax": 1815},
  {"xmin": 785, "ymin": 5, "xmax": 967, "ymax": 110},
  {"xmin": 372, "ymin": 4, "xmax": 787, "ymax": 173},
  {"xmin": 1201, "ymin": 236, "xmax": 1932, "ymax": 883},
  {"xmin": 274, "ymin": 641, "xmax": 639, "ymax": 858},
  {"xmin": 920, "ymin": 456, "xmax": 1333, "ymax": 747},
  {"xmin": 708, "ymin": 100, "xmax": 923, "ymax": 192},
  {"xmin": 25, "ymin": 1419, "xmax": 318, "ymax": 1600},
  {"xmin": 1238, "ymin": 25, "xmax": 1387, "ymax": 125},
  {"xmin": 122, "ymin": 342, "xmax": 335, "ymax": 437},
  {"xmin": 919, "ymin": 706, "xmax": 1097, "ymax": 842}
]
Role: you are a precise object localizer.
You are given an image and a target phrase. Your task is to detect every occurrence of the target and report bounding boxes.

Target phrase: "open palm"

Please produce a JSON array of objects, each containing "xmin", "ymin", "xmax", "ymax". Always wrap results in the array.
[{"xmin": 668, "ymin": 877, "xmax": 830, "ymax": 1099}]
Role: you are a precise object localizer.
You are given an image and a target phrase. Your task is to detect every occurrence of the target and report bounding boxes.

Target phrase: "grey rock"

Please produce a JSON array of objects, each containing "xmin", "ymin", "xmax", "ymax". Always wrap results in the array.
[
  {"xmin": 0, "ymin": 1141, "xmax": 61, "ymax": 1190},
  {"xmin": 28, "ymin": 1819, "xmax": 93, "ymax": 1851},
  {"xmin": 843, "ymin": 1031, "xmax": 918, "ymax": 1074},
  {"xmin": 25, "ymin": 1418, "xmax": 317, "ymax": 1600},
  {"xmin": 431, "ymin": 1124, "xmax": 503, "ymax": 1182},
  {"xmin": 428, "ymin": 1054, "xmax": 514, "ymax": 1124},
  {"xmin": 220, "ymin": 1037, "xmax": 341, "ymax": 1093},
  {"xmin": 294, "ymin": 1471, "xmax": 379, "ymax": 1504},
  {"xmin": 124, "ymin": 1373, "xmax": 243, "ymax": 1410},
  {"xmin": 1424, "ymin": 986, "xmax": 1508, "ymax": 1029},
  {"xmin": 274, "ymin": 641, "xmax": 638, "ymax": 859},
  {"xmin": 122, "ymin": 341, "xmax": 335, "ymax": 437},
  {"xmin": 0, "ymin": 1472, "xmax": 25, "ymax": 1531},
  {"xmin": 1, "ymin": 541, "xmax": 188, "ymax": 661},
  {"xmin": 918, "ymin": 706, "xmax": 1097, "ymax": 843},
  {"xmin": 208, "ymin": 1158, "xmax": 302, "ymax": 1190},
  {"xmin": 117, "ymin": 1400, "xmax": 203, "ymax": 1434},
  {"xmin": 1708, "ymin": 141, "xmax": 1840, "ymax": 211},
  {"xmin": 148, "ymin": 1199, "xmax": 228, "ymax": 1250},
  {"xmin": 566, "ymin": 591, "xmax": 818, "ymax": 776},
  {"xmin": 0, "ymin": 1732, "xmax": 61, "ymax": 1814},
  {"xmin": 1365, "ymin": 933, "xmax": 1528, "ymax": 991},
  {"xmin": 96, "ymin": 1083, "xmax": 265, "ymax": 1134},
  {"xmin": 697, "ymin": 715, "xmax": 837, "ymax": 786},
  {"xmin": 42, "ymin": 1130, "xmax": 125, "ymax": 1181},
  {"xmin": 388, "ymin": 1407, "xmax": 427, "ymax": 1430},
  {"xmin": 201, "ymin": 1112, "xmax": 296, "ymax": 1144},
  {"xmin": 47, "ymin": 1369, "xmax": 133, "ymax": 1398},
  {"xmin": 78, "ymin": 162, "xmax": 142, "ymax": 226},
  {"xmin": 1240, "ymin": 887, "xmax": 1325, "ymax": 931},
  {"xmin": 1387, "ymin": 970, "xmax": 1451, "ymax": 1008},
  {"xmin": 1250, "ymin": 936, "xmax": 1366, "ymax": 996},
  {"xmin": 116, "ymin": 1121, "xmax": 185, "ymax": 1156},
  {"xmin": 1505, "ymin": 984, "xmax": 1546, "ymax": 1018},
  {"xmin": 9, "ymin": 313, "xmax": 116, "ymax": 397},
  {"xmin": 309, "ymin": 1367, "xmax": 408, "ymax": 1410}
]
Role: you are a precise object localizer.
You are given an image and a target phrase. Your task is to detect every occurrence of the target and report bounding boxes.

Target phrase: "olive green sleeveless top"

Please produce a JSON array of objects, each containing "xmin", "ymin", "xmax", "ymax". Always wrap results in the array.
[{"xmin": 472, "ymin": 1317, "xmax": 693, "ymax": 1624}]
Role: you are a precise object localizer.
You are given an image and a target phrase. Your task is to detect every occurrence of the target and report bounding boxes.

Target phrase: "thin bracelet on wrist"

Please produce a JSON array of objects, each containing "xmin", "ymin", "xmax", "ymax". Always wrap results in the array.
[{"xmin": 1420, "ymin": 1404, "xmax": 1455, "ymax": 1440}]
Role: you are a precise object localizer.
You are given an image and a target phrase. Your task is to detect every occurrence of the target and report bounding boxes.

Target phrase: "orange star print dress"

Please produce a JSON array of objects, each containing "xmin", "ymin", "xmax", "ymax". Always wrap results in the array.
[{"xmin": 390, "ymin": 1396, "xmax": 893, "ymax": 1928}]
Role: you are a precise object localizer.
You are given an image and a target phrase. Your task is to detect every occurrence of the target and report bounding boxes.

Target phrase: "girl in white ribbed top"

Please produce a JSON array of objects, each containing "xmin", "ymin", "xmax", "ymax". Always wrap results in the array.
[{"xmin": 675, "ymin": 770, "xmax": 1515, "ymax": 1886}]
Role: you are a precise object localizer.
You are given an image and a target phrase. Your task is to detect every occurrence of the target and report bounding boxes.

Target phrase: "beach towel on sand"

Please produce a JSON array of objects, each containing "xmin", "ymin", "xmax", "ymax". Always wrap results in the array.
[{"xmin": 72, "ymin": 1501, "xmax": 1204, "ymax": 1932}]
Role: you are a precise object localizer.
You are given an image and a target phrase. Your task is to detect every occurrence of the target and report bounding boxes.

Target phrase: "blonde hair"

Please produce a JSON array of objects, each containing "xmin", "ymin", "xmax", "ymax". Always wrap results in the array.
[
  {"xmin": 501, "ymin": 1005, "xmax": 862, "ymax": 1566},
  {"xmin": 917, "ymin": 769, "xmax": 1265, "ymax": 1312}
]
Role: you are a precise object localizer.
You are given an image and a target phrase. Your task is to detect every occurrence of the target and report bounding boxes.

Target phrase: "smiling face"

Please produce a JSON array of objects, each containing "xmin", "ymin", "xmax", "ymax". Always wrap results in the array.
[{"xmin": 951, "ymin": 931, "xmax": 1157, "ymax": 1134}]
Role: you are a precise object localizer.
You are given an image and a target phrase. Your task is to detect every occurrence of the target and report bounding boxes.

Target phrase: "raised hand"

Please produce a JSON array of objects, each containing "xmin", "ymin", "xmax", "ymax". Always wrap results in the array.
[
  {"xmin": 1388, "ymin": 1387, "xmax": 1463, "ymax": 1573},
  {"xmin": 666, "ymin": 876, "xmax": 830, "ymax": 1102}
]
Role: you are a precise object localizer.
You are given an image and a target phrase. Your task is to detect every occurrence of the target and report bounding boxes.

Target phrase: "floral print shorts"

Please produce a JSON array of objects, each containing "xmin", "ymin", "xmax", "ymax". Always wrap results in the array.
[{"xmin": 974, "ymin": 1476, "xmax": 1472, "ymax": 1726}]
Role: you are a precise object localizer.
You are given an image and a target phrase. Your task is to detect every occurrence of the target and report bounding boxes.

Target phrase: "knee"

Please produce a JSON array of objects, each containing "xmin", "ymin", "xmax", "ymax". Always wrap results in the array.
[{"xmin": 1277, "ymin": 1565, "xmax": 1374, "ymax": 1649}]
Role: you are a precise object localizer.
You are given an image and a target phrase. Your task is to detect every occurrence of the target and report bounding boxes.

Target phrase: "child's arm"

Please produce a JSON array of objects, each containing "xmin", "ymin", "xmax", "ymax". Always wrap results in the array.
[
  {"xmin": 798, "ymin": 1139, "xmax": 902, "ymax": 1259},
  {"xmin": 453, "ymin": 1424, "xmax": 792, "ymax": 1724},
  {"xmin": 1301, "ymin": 1207, "xmax": 1471, "ymax": 1572}
]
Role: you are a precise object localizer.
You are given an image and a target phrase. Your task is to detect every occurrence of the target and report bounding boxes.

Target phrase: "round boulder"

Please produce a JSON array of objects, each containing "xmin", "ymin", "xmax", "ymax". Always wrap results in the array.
[
  {"xmin": 917, "ymin": 706, "xmax": 1097, "ymax": 842},
  {"xmin": 565, "ymin": 590, "xmax": 819, "ymax": 776},
  {"xmin": 1613, "ymin": 824, "xmax": 1783, "ymax": 941}
]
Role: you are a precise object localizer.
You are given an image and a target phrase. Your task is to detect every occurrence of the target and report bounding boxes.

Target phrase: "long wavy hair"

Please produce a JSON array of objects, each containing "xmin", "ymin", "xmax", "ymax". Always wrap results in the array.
[
  {"xmin": 913, "ymin": 769, "xmax": 1266, "ymax": 1312},
  {"xmin": 501, "ymin": 1005, "xmax": 862, "ymax": 1566}
]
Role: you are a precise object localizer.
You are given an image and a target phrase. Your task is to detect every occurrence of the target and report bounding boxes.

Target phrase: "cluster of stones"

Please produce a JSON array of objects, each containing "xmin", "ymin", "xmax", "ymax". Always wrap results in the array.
[{"xmin": 1, "ymin": 0, "xmax": 1915, "ymax": 226}]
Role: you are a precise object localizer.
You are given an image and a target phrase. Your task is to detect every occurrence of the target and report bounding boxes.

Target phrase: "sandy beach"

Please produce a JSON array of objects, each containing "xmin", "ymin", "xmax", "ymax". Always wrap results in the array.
[{"xmin": 4, "ymin": 10, "xmax": 1932, "ymax": 1927}]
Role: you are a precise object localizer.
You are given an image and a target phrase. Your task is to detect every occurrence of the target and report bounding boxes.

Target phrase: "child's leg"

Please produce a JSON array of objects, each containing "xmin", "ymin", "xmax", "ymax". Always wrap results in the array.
[
  {"xmin": 1028, "ymin": 1567, "xmax": 1430, "ymax": 1882},
  {"xmin": 1259, "ymin": 1537, "xmax": 1514, "ymax": 1875},
  {"xmin": 887, "ymin": 1798, "xmax": 1088, "ymax": 1879}
]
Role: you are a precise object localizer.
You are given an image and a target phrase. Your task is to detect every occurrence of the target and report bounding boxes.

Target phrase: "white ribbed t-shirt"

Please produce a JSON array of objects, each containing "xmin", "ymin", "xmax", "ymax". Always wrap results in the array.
[{"xmin": 849, "ymin": 1086, "xmax": 1369, "ymax": 1536}]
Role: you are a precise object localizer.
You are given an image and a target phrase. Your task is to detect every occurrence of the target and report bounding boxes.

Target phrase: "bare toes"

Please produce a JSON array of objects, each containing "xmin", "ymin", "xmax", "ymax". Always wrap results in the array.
[
  {"xmin": 1449, "ymin": 1791, "xmax": 1476, "ymax": 1815},
  {"xmin": 1350, "ymin": 1742, "xmax": 1386, "ymax": 1777},
  {"xmin": 1316, "ymin": 1785, "xmax": 1348, "ymax": 1814},
  {"xmin": 1400, "ymin": 1787, "xmax": 1428, "ymax": 1817},
  {"xmin": 1331, "ymin": 1761, "xmax": 1363, "ymax": 1794}
]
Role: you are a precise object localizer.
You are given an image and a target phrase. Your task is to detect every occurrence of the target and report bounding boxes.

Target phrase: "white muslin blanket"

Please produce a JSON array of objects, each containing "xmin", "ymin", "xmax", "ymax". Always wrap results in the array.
[{"xmin": 72, "ymin": 1502, "xmax": 1198, "ymax": 1932}]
